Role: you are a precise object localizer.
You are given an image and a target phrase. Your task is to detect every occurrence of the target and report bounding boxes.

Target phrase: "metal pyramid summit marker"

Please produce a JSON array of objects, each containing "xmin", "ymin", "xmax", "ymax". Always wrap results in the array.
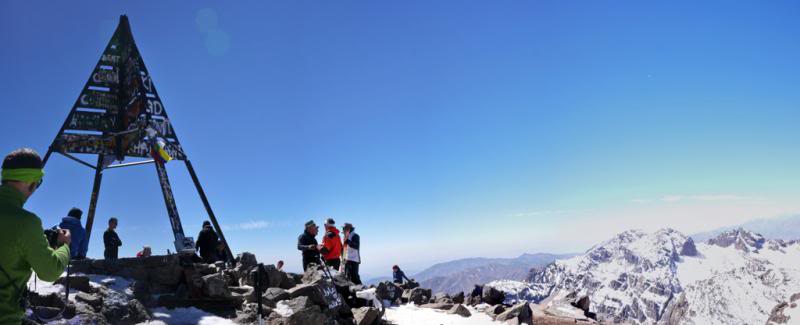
[
  {"xmin": 48, "ymin": 15, "xmax": 183, "ymax": 164},
  {"xmin": 43, "ymin": 15, "xmax": 233, "ymax": 260}
]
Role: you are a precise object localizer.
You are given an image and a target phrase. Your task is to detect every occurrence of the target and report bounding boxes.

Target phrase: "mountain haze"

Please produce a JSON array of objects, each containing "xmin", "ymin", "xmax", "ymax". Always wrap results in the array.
[{"xmin": 412, "ymin": 253, "xmax": 575, "ymax": 294}]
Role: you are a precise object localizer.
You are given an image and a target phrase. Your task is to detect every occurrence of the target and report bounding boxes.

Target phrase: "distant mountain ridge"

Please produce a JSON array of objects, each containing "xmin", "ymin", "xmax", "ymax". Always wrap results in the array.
[
  {"xmin": 412, "ymin": 253, "xmax": 576, "ymax": 294},
  {"xmin": 692, "ymin": 214, "xmax": 800, "ymax": 242}
]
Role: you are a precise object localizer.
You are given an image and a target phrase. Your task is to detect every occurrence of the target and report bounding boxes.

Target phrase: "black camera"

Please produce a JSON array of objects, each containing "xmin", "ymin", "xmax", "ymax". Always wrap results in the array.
[{"xmin": 43, "ymin": 226, "xmax": 60, "ymax": 248}]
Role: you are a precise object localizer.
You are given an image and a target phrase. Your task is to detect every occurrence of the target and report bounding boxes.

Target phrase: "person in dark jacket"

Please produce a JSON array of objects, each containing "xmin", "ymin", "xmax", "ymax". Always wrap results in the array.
[
  {"xmin": 195, "ymin": 221, "xmax": 219, "ymax": 263},
  {"xmin": 103, "ymin": 217, "xmax": 122, "ymax": 260},
  {"xmin": 343, "ymin": 222, "xmax": 361, "ymax": 284},
  {"xmin": 59, "ymin": 207, "xmax": 88, "ymax": 259},
  {"xmin": 392, "ymin": 265, "xmax": 411, "ymax": 284},
  {"xmin": 297, "ymin": 220, "xmax": 322, "ymax": 271}
]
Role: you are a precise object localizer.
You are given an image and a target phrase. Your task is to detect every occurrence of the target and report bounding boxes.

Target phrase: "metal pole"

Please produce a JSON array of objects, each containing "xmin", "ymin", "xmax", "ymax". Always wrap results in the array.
[
  {"xmin": 184, "ymin": 160, "xmax": 234, "ymax": 263},
  {"xmin": 84, "ymin": 155, "xmax": 105, "ymax": 246},
  {"xmin": 153, "ymin": 158, "xmax": 192, "ymax": 253},
  {"xmin": 256, "ymin": 263, "xmax": 264, "ymax": 323}
]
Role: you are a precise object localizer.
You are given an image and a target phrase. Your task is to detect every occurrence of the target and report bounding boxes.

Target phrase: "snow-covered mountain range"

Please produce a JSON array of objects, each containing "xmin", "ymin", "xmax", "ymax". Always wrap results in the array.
[{"xmin": 486, "ymin": 228, "xmax": 800, "ymax": 324}]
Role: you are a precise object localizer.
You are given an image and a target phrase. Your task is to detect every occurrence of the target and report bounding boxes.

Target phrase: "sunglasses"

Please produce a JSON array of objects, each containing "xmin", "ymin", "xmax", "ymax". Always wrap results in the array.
[{"xmin": 31, "ymin": 178, "xmax": 43, "ymax": 190}]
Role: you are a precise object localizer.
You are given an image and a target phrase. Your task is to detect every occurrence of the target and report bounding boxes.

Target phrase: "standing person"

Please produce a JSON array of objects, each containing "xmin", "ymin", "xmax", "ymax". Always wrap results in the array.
[
  {"xmin": 0, "ymin": 148, "xmax": 71, "ymax": 324},
  {"xmin": 343, "ymin": 223, "xmax": 362, "ymax": 285},
  {"xmin": 59, "ymin": 207, "xmax": 88, "ymax": 259},
  {"xmin": 103, "ymin": 217, "xmax": 122, "ymax": 260},
  {"xmin": 297, "ymin": 220, "xmax": 322, "ymax": 271},
  {"xmin": 276, "ymin": 260, "xmax": 284, "ymax": 271},
  {"xmin": 320, "ymin": 218, "xmax": 342, "ymax": 271},
  {"xmin": 195, "ymin": 220, "xmax": 219, "ymax": 263},
  {"xmin": 392, "ymin": 265, "xmax": 411, "ymax": 284}
]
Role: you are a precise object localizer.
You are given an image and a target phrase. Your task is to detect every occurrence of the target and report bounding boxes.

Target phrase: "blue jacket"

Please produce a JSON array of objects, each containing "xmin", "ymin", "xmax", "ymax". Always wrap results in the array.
[{"xmin": 59, "ymin": 216, "xmax": 88, "ymax": 258}]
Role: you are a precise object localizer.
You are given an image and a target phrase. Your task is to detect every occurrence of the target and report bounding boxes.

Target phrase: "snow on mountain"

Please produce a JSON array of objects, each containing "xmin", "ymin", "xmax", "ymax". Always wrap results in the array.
[
  {"xmin": 520, "ymin": 228, "xmax": 800, "ymax": 324},
  {"xmin": 483, "ymin": 279, "xmax": 539, "ymax": 305}
]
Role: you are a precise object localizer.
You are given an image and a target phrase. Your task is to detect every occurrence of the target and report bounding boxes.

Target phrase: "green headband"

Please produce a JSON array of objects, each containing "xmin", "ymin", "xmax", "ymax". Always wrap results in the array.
[{"xmin": 1, "ymin": 168, "xmax": 45, "ymax": 183}]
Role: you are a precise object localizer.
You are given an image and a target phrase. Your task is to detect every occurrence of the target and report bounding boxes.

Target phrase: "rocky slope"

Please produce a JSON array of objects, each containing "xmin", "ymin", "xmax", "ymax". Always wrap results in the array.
[{"xmin": 518, "ymin": 228, "xmax": 800, "ymax": 324}]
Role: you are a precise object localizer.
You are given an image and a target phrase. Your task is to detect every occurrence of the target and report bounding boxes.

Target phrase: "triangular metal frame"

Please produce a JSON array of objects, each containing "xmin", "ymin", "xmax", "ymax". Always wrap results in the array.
[{"xmin": 43, "ymin": 15, "xmax": 233, "ymax": 261}]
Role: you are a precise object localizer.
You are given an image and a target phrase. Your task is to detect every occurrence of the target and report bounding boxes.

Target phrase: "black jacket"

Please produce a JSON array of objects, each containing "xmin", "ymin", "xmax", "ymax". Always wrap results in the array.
[
  {"xmin": 297, "ymin": 231, "xmax": 320, "ymax": 262},
  {"xmin": 393, "ymin": 269, "xmax": 410, "ymax": 284},
  {"xmin": 103, "ymin": 229, "xmax": 122, "ymax": 259},
  {"xmin": 196, "ymin": 226, "xmax": 219, "ymax": 258}
]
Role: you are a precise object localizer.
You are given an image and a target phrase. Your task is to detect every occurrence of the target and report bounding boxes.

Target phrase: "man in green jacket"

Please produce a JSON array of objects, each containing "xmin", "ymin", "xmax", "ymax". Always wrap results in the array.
[{"xmin": 0, "ymin": 148, "xmax": 71, "ymax": 325}]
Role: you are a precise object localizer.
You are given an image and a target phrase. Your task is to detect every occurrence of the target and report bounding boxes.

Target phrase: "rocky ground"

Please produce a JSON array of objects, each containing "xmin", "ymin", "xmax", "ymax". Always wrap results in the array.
[{"xmin": 24, "ymin": 253, "xmax": 594, "ymax": 324}]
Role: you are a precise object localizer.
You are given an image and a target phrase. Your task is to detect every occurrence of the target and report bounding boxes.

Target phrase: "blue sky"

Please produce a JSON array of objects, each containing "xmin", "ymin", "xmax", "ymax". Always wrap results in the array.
[{"xmin": 1, "ymin": 1, "xmax": 799, "ymax": 277}]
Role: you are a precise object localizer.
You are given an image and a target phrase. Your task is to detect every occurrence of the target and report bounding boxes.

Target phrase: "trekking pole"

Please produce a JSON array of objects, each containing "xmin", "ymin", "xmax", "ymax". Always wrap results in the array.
[
  {"xmin": 318, "ymin": 256, "xmax": 334, "ymax": 280},
  {"xmin": 64, "ymin": 261, "xmax": 71, "ymax": 301},
  {"xmin": 256, "ymin": 263, "xmax": 264, "ymax": 325}
]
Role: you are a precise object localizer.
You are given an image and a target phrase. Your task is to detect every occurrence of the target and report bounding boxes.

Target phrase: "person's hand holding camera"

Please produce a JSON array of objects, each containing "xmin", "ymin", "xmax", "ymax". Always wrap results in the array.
[{"xmin": 57, "ymin": 229, "xmax": 71, "ymax": 246}]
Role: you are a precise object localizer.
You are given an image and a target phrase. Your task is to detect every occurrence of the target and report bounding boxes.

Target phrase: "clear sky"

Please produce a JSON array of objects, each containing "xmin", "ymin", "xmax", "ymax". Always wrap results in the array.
[{"xmin": 1, "ymin": 1, "xmax": 799, "ymax": 278}]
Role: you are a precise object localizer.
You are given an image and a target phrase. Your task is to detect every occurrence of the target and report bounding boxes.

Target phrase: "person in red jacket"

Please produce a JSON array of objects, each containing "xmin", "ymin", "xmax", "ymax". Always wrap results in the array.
[{"xmin": 320, "ymin": 218, "xmax": 343, "ymax": 270}]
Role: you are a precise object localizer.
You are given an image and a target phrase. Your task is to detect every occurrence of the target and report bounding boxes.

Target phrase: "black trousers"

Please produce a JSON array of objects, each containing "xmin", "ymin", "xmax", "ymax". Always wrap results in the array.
[
  {"xmin": 325, "ymin": 258, "xmax": 341, "ymax": 271},
  {"xmin": 345, "ymin": 260, "xmax": 361, "ymax": 285}
]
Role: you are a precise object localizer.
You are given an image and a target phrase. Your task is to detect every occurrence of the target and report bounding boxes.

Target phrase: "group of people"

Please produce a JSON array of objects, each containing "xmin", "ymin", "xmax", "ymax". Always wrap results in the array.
[
  {"xmin": 49, "ymin": 206, "xmax": 122, "ymax": 262},
  {"xmin": 0, "ymin": 147, "xmax": 379, "ymax": 325},
  {"xmin": 297, "ymin": 218, "xmax": 362, "ymax": 284}
]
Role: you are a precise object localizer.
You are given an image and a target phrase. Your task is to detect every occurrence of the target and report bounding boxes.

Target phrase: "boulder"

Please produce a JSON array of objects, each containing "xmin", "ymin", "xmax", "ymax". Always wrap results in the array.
[
  {"xmin": 485, "ymin": 304, "xmax": 506, "ymax": 319},
  {"xmin": 409, "ymin": 287, "xmax": 431, "ymax": 305},
  {"xmin": 401, "ymin": 280, "xmax": 420, "ymax": 290},
  {"xmin": 375, "ymin": 281, "xmax": 403, "ymax": 302},
  {"xmin": 279, "ymin": 272, "xmax": 297, "ymax": 289},
  {"xmin": 452, "ymin": 291, "xmax": 465, "ymax": 304},
  {"xmin": 301, "ymin": 265, "xmax": 326, "ymax": 284},
  {"xmin": 264, "ymin": 287, "xmax": 291, "ymax": 304},
  {"xmin": 481, "ymin": 285, "xmax": 505, "ymax": 305},
  {"xmin": 28, "ymin": 291, "xmax": 66, "ymax": 310},
  {"xmin": 287, "ymin": 282, "xmax": 326, "ymax": 307},
  {"xmin": 434, "ymin": 293, "xmax": 453, "ymax": 304},
  {"xmin": 352, "ymin": 306, "xmax": 380, "ymax": 325},
  {"xmin": 237, "ymin": 252, "xmax": 258, "ymax": 269},
  {"xmin": 421, "ymin": 302, "xmax": 454, "ymax": 310},
  {"xmin": 75, "ymin": 292, "xmax": 103, "ymax": 309},
  {"xmin": 495, "ymin": 303, "xmax": 533, "ymax": 324},
  {"xmin": 236, "ymin": 303, "xmax": 274, "ymax": 324},
  {"xmin": 263, "ymin": 264, "xmax": 284, "ymax": 288},
  {"xmin": 56, "ymin": 274, "xmax": 92, "ymax": 293},
  {"xmin": 288, "ymin": 272, "xmax": 304, "ymax": 284},
  {"xmin": 269, "ymin": 304, "xmax": 325, "ymax": 325},
  {"xmin": 126, "ymin": 299, "xmax": 151, "ymax": 323},
  {"xmin": 571, "ymin": 295, "xmax": 590, "ymax": 314},
  {"xmin": 202, "ymin": 273, "xmax": 230, "ymax": 298},
  {"xmin": 448, "ymin": 304, "xmax": 472, "ymax": 317}
]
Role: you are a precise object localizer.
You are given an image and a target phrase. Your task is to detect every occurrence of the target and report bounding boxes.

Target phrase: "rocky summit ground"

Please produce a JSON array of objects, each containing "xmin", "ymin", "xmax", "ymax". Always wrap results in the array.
[{"xmin": 23, "ymin": 252, "xmax": 594, "ymax": 325}]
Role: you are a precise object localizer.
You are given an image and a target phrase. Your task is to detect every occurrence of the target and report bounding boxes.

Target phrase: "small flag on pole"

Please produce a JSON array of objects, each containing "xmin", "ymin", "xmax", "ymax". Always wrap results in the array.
[{"xmin": 152, "ymin": 138, "xmax": 173, "ymax": 163}]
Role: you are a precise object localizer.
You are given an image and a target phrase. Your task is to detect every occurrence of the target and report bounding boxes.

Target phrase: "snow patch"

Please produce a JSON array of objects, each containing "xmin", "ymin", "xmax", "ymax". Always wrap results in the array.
[
  {"xmin": 141, "ymin": 307, "xmax": 237, "ymax": 325},
  {"xmin": 384, "ymin": 303, "xmax": 498, "ymax": 325}
]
